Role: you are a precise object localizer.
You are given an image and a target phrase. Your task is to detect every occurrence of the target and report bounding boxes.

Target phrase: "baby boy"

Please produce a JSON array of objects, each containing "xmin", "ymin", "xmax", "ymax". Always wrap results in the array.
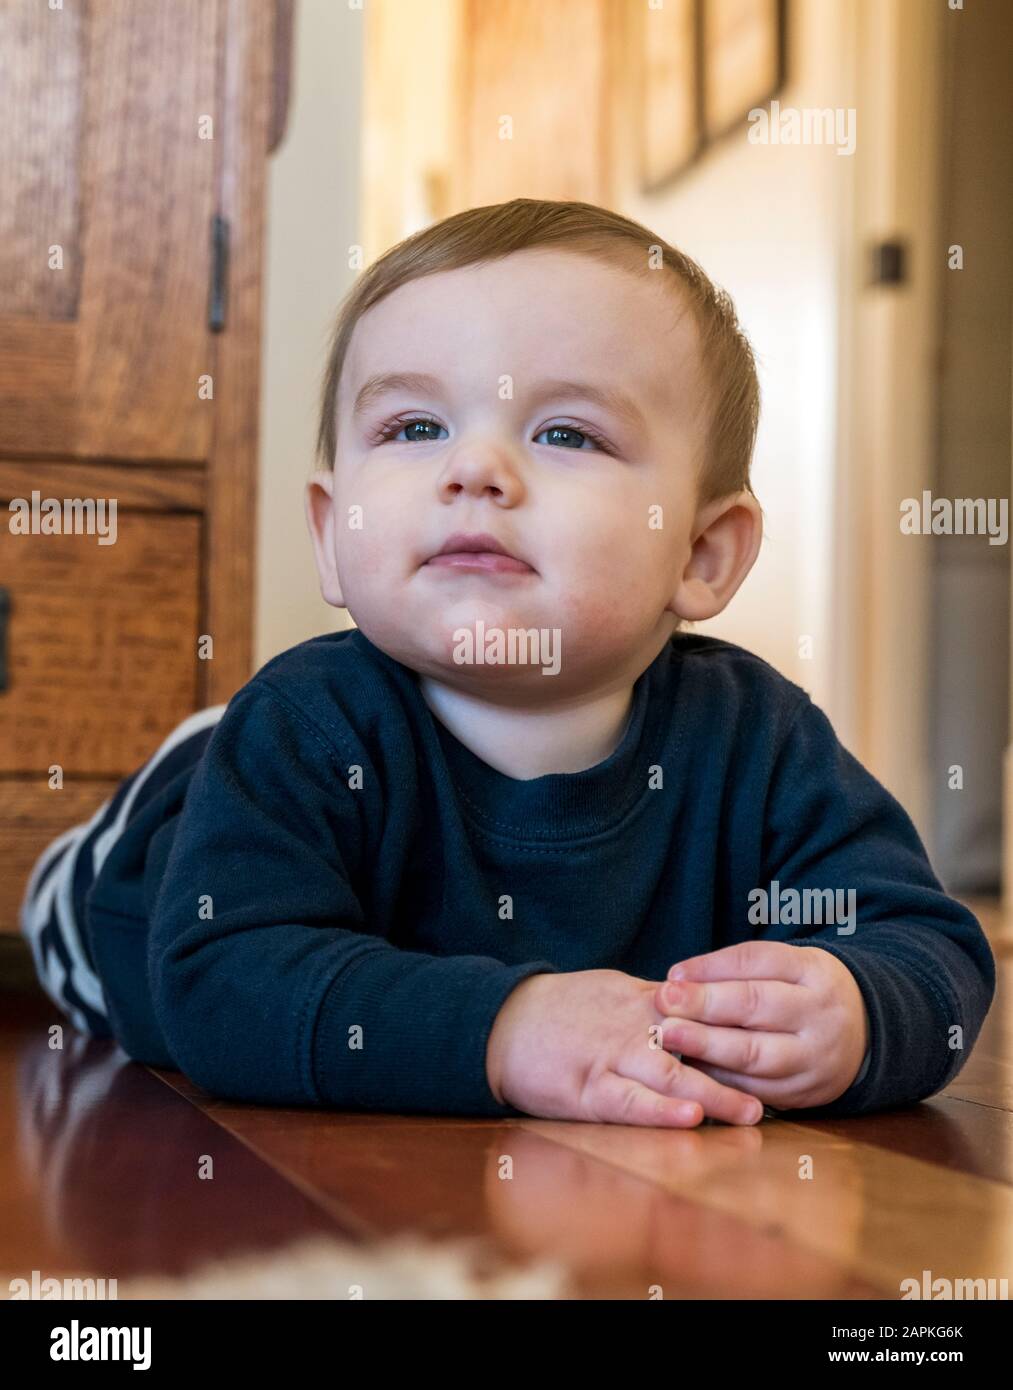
[{"xmin": 24, "ymin": 198, "xmax": 996, "ymax": 1128}]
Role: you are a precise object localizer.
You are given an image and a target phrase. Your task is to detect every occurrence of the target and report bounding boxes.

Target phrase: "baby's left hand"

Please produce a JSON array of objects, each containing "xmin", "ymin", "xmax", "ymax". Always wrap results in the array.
[{"xmin": 654, "ymin": 940, "xmax": 870, "ymax": 1111}]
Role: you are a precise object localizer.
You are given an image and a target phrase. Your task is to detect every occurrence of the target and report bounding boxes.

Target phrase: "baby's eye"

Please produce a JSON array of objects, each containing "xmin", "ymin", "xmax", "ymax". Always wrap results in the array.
[
  {"xmin": 388, "ymin": 418, "xmax": 448, "ymax": 443},
  {"xmin": 534, "ymin": 425, "xmax": 607, "ymax": 451},
  {"xmin": 375, "ymin": 417, "xmax": 610, "ymax": 451}
]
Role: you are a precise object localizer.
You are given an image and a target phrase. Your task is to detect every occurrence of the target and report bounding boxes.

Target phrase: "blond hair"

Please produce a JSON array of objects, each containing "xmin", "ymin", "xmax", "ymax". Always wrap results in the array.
[{"xmin": 316, "ymin": 198, "xmax": 759, "ymax": 504}]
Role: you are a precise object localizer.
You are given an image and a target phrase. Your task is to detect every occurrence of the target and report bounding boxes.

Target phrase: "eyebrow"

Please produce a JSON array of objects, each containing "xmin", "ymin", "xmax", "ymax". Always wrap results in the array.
[
  {"xmin": 352, "ymin": 372, "xmax": 443, "ymax": 418},
  {"xmin": 351, "ymin": 372, "xmax": 647, "ymax": 432}
]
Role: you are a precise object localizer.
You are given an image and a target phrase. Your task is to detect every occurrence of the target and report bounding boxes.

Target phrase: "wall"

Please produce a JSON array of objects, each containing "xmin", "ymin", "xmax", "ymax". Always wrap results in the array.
[
  {"xmin": 623, "ymin": 0, "xmax": 856, "ymax": 719},
  {"xmin": 255, "ymin": 0, "xmax": 363, "ymax": 670}
]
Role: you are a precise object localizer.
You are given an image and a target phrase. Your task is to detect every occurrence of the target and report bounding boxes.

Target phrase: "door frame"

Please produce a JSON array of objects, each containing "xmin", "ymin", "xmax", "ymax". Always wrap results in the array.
[{"xmin": 831, "ymin": 0, "xmax": 946, "ymax": 850}]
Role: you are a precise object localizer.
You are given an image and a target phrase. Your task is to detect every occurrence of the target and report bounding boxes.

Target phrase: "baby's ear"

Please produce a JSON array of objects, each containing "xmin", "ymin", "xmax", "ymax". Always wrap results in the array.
[
  {"xmin": 304, "ymin": 471, "xmax": 346, "ymax": 608},
  {"xmin": 668, "ymin": 492, "xmax": 763, "ymax": 623}
]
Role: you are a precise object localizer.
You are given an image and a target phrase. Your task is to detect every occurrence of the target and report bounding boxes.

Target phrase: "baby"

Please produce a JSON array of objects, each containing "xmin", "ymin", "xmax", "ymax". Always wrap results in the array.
[{"xmin": 22, "ymin": 198, "xmax": 995, "ymax": 1129}]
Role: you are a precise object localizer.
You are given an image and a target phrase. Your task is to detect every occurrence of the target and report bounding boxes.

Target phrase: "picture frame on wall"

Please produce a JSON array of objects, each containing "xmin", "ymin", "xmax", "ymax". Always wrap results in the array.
[
  {"xmin": 639, "ymin": 0, "xmax": 785, "ymax": 193},
  {"xmin": 702, "ymin": 0, "xmax": 784, "ymax": 143},
  {"xmin": 640, "ymin": 0, "xmax": 699, "ymax": 192}
]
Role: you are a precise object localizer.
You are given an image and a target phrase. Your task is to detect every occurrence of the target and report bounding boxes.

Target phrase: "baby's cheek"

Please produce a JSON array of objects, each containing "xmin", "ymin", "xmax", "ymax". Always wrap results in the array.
[
  {"xmin": 558, "ymin": 588, "xmax": 620, "ymax": 639},
  {"xmin": 560, "ymin": 548, "xmax": 657, "ymax": 629},
  {"xmin": 335, "ymin": 524, "xmax": 396, "ymax": 591},
  {"xmin": 553, "ymin": 592, "xmax": 650, "ymax": 673}
]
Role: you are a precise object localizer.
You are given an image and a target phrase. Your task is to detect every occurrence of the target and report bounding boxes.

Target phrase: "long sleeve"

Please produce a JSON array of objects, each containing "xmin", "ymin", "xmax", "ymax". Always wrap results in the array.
[
  {"xmin": 755, "ymin": 696, "xmax": 996, "ymax": 1117},
  {"xmin": 147, "ymin": 681, "xmax": 558, "ymax": 1116}
]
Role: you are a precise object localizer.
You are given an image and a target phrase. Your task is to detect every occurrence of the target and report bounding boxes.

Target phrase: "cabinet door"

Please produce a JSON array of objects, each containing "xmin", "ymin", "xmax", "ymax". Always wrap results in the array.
[
  {"xmin": 0, "ymin": 0, "xmax": 221, "ymax": 462},
  {"xmin": 0, "ymin": 483, "xmax": 203, "ymax": 777},
  {"xmin": 0, "ymin": 462, "xmax": 204, "ymax": 937}
]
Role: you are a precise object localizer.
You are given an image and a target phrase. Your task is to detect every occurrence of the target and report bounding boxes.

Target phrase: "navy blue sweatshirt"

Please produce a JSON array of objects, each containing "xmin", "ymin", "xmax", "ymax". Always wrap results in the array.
[{"xmin": 105, "ymin": 628, "xmax": 993, "ymax": 1120}]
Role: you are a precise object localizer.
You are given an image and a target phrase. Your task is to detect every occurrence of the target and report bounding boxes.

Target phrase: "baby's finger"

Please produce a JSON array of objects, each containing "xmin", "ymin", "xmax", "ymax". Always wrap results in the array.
[
  {"xmin": 668, "ymin": 940, "xmax": 806, "ymax": 985},
  {"xmin": 656, "ymin": 977, "xmax": 805, "ymax": 1030},
  {"xmin": 588, "ymin": 1071, "xmax": 704, "ymax": 1128},
  {"xmin": 619, "ymin": 1045, "xmax": 763, "ymax": 1126},
  {"xmin": 685, "ymin": 1056, "xmax": 808, "ymax": 1107},
  {"xmin": 660, "ymin": 1018, "xmax": 801, "ymax": 1078},
  {"xmin": 689, "ymin": 1058, "xmax": 822, "ymax": 1111}
]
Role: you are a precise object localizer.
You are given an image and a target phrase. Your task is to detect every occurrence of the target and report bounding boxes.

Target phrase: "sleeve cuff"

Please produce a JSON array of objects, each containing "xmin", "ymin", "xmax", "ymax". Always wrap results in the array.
[
  {"xmin": 782, "ymin": 941, "xmax": 956, "ymax": 1118},
  {"xmin": 310, "ymin": 948, "xmax": 559, "ymax": 1117}
]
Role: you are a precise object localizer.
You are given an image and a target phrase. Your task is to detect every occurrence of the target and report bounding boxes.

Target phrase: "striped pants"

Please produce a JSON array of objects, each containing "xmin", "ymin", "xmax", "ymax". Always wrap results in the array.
[{"xmin": 18, "ymin": 706, "xmax": 227, "ymax": 1043}]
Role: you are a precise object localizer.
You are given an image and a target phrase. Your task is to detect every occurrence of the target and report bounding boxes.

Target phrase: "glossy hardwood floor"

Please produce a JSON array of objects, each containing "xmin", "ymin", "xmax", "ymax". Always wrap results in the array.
[{"xmin": 2, "ymin": 902, "xmax": 1011, "ymax": 1300}]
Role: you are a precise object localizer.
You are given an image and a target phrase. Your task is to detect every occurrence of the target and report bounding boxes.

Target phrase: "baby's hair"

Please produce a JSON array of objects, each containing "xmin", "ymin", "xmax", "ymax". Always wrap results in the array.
[{"xmin": 316, "ymin": 198, "xmax": 760, "ymax": 505}]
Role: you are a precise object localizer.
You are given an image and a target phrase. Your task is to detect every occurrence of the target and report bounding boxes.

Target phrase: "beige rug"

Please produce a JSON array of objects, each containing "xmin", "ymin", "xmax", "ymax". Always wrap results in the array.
[{"xmin": 119, "ymin": 1233, "xmax": 573, "ymax": 1300}]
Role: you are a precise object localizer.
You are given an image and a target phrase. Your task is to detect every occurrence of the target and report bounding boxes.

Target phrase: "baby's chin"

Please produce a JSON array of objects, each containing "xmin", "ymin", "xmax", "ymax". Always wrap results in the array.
[
  {"xmin": 347, "ymin": 582, "xmax": 660, "ymax": 691},
  {"xmin": 380, "ymin": 625, "xmax": 566, "ymax": 686},
  {"xmin": 350, "ymin": 606, "xmax": 609, "ymax": 693}
]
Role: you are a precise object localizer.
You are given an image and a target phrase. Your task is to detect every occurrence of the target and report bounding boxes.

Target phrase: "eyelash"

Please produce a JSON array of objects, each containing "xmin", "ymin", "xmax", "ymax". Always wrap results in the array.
[{"xmin": 370, "ymin": 413, "xmax": 615, "ymax": 455}]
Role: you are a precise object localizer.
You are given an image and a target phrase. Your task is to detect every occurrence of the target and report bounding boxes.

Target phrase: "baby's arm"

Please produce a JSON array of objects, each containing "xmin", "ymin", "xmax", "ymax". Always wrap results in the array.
[
  {"xmin": 147, "ymin": 682, "xmax": 557, "ymax": 1116},
  {"xmin": 682, "ymin": 696, "xmax": 996, "ymax": 1117}
]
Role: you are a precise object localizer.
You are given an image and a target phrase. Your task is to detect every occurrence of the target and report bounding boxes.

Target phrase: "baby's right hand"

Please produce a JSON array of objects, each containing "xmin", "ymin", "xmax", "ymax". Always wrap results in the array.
[{"xmin": 485, "ymin": 969, "xmax": 764, "ymax": 1127}]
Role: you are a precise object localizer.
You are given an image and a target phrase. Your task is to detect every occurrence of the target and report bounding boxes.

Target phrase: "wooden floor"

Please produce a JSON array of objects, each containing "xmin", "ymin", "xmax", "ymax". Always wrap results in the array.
[{"xmin": 2, "ymin": 902, "xmax": 1011, "ymax": 1300}]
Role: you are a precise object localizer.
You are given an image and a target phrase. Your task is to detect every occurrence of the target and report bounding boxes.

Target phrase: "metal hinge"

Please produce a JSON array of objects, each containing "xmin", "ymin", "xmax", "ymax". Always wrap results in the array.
[{"xmin": 208, "ymin": 214, "xmax": 229, "ymax": 332}]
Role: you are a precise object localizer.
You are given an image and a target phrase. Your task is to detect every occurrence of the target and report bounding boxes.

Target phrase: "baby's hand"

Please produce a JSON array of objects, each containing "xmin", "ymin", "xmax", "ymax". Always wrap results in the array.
[
  {"xmin": 486, "ymin": 969, "xmax": 764, "ymax": 1128},
  {"xmin": 654, "ymin": 941, "xmax": 870, "ymax": 1111}
]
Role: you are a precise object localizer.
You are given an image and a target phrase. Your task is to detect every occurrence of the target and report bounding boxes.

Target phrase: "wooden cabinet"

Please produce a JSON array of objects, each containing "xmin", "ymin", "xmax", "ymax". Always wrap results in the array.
[
  {"xmin": 0, "ymin": 0, "xmax": 221, "ymax": 461},
  {"xmin": 0, "ymin": 0, "xmax": 290, "ymax": 933}
]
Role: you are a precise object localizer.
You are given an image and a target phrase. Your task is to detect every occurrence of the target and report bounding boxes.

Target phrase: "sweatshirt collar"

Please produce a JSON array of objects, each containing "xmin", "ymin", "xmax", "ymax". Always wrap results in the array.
[{"xmin": 404, "ymin": 640, "xmax": 677, "ymax": 842}]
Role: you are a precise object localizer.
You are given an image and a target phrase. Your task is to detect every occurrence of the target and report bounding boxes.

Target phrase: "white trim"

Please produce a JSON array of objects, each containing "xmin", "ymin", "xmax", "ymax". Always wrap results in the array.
[
  {"xmin": 89, "ymin": 705, "xmax": 227, "ymax": 877},
  {"xmin": 19, "ymin": 704, "xmax": 228, "ymax": 1026}
]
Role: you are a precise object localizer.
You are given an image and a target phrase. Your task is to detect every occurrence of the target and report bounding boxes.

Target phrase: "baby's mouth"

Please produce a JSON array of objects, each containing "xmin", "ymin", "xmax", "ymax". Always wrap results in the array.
[{"xmin": 424, "ymin": 531, "xmax": 535, "ymax": 575}]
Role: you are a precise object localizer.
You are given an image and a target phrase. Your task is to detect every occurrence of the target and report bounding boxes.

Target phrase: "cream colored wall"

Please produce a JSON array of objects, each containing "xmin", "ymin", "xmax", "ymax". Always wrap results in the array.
[
  {"xmin": 255, "ymin": 0, "xmax": 362, "ymax": 670},
  {"xmin": 623, "ymin": 0, "xmax": 855, "ymax": 721}
]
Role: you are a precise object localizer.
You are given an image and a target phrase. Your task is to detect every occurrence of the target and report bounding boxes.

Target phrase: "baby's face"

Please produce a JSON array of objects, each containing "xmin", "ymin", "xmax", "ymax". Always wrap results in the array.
[{"xmin": 310, "ymin": 247, "xmax": 712, "ymax": 698}]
